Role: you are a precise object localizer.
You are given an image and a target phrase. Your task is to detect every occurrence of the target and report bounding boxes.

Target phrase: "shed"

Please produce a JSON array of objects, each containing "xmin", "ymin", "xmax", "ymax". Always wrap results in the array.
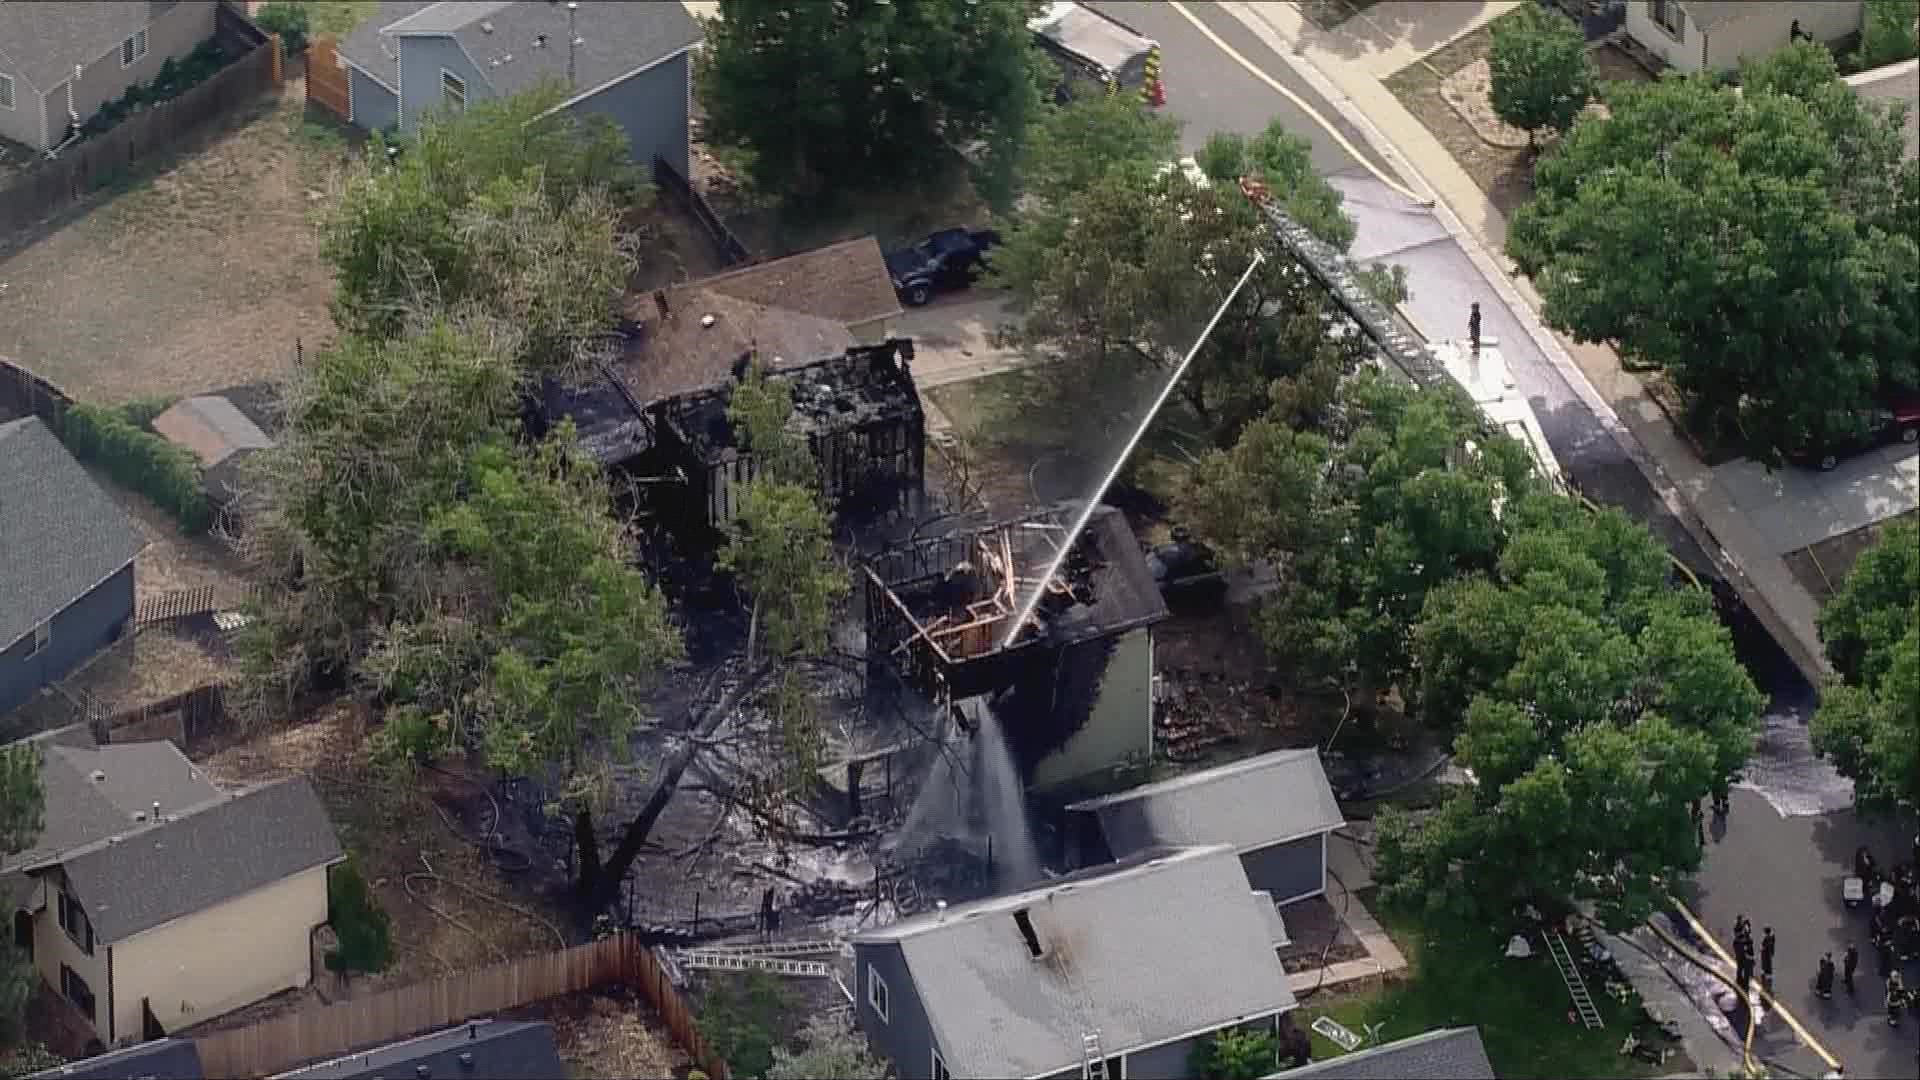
[
  {"xmin": 1268, "ymin": 1026, "xmax": 1496, "ymax": 1079},
  {"xmin": 0, "ymin": 418, "xmax": 146, "ymax": 716},
  {"xmin": 1067, "ymin": 747, "xmax": 1346, "ymax": 906}
]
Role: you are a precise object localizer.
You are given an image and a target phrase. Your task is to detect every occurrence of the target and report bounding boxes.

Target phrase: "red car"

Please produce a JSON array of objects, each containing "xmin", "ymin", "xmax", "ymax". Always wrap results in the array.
[{"xmin": 1788, "ymin": 394, "xmax": 1920, "ymax": 470}]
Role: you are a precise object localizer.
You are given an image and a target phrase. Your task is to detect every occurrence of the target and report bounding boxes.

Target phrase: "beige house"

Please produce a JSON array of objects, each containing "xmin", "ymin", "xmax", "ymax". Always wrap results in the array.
[
  {"xmin": 1626, "ymin": 1, "xmax": 1864, "ymax": 74},
  {"xmin": 1847, "ymin": 57, "xmax": 1920, "ymax": 160},
  {"xmin": 0, "ymin": 2, "xmax": 220, "ymax": 153},
  {"xmin": 5, "ymin": 726, "xmax": 342, "ymax": 1048}
]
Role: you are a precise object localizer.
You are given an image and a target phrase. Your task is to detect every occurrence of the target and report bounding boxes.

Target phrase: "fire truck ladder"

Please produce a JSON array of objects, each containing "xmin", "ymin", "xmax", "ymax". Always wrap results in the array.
[
  {"xmin": 675, "ymin": 951, "xmax": 834, "ymax": 978},
  {"xmin": 1544, "ymin": 930, "xmax": 1605, "ymax": 1029}
]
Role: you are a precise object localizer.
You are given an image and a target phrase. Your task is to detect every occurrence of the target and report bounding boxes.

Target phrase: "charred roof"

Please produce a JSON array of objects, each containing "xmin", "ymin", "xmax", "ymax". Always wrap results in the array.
[{"xmin": 659, "ymin": 339, "xmax": 924, "ymax": 463}]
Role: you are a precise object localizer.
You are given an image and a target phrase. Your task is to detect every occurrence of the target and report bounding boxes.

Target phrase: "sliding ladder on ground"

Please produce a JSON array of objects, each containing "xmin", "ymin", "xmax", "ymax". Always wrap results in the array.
[
  {"xmin": 686, "ymin": 939, "xmax": 841, "ymax": 958},
  {"xmin": 674, "ymin": 951, "xmax": 833, "ymax": 977},
  {"xmin": 1544, "ymin": 930, "xmax": 1605, "ymax": 1029}
]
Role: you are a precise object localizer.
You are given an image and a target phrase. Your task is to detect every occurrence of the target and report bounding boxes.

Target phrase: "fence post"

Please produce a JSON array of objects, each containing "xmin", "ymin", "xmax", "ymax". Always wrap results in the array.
[{"xmin": 269, "ymin": 33, "xmax": 283, "ymax": 84}]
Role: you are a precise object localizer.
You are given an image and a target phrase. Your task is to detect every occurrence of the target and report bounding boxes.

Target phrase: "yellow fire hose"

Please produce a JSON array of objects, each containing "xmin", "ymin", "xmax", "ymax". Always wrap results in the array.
[{"xmin": 1642, "ymin": 916, "xmax": 1765, "ymax": 1078}]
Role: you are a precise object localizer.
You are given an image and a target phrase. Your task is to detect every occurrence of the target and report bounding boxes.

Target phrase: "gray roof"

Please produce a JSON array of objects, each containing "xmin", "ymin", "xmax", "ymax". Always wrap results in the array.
[
  {"xmin": 1678, "ymin": 1, "xmax": 1799, "ymax": 33},
  {"xmin": 30, "ymin": 1038, "xmax": 204, "ymax": 1080},
  {"xmin": 273, "ymin": 1020, "xmax": 566, "ymax": 1079},
  {"xmin": 1068, "ymin": 748, "xmax": 1345, "ymax": 856},
  {"xmin": 59, "ymin": 775, "xmax": 342, "ymax": 943},
  {"xmin": 0, "ymin": 417, "xmax": 146, "ymax": 653},
  {"xmin": 343, "ymin": 1, "xmax": 702, "ymax": 102},
  {"xmin": 853, "ymin": 845, "xmax": 1296, "ymax": 1078},
  {"xmin": 1028, "ymin": 1, "xmax": 1155, "ymax": 75},
  {"xmin": 1269, "ymin": 1027, "xmax": 1496, "ymax": 1080},
  {"xmin": 15, "ymin": 740, "xmax": 226, "ymax": 869},
  {"xmin": 336, "ymin": 1, "xmax": 435, "ymax": 89},
  {"xmin": 0, "ymin": 1, "xmax": 167, "ymax": 93},
  {"xmin": 151, "ymin": 394, "xmax": 274, "ymax": 468}
]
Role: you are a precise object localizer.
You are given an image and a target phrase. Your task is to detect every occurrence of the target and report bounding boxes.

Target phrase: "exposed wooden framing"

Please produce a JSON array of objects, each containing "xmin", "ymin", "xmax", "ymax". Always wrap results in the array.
[{"xmin": 866, "ymin": 567, "xmax": 956, "ymax": 666}]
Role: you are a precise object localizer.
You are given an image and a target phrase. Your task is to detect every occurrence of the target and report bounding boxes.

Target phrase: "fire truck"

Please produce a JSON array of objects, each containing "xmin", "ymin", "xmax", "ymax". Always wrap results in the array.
[{"xmin": 1027, "ymin": 2, "xmax": 1166, "ymax": 107}]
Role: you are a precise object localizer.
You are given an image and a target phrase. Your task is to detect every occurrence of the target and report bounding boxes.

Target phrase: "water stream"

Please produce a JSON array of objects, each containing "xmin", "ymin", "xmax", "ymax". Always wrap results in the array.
[{"xmin": 974, "ymin": 703, "xmax": 1041, "ymax": 890}]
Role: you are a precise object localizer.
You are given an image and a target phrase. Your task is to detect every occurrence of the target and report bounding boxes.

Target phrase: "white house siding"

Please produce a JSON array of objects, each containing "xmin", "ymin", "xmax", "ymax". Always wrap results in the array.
[
  {"xmin": 31, "ymin": 873, "xmax": 112, "ymax": 1042},
  {"xmin": 1848, "ymin": 58, "xmax": 1920, "ymax": 159},
  {"xmin": 67, "ymin": 1, "xmax": 218, "ymax": 136},
  {"xmin": 1705, "ymin": 1, "xmax": 1864, "ymax": 71},
  {"xmin": 1626, "ymin": 1, "xmax": 1704, "ymax": 72},
  {"xmin": 0, "ymin": 74, "xmax": 40, "ymax": 148},
  {"xmin": 108, "ymin": 862, "xmax": 330, "ymax": 1041}
]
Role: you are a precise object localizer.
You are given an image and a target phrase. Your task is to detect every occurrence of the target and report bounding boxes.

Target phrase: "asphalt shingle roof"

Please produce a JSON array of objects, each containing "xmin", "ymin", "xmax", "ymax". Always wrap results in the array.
[
  {"xmin": 30, "ymin": 1038, "xmax": 204, "ymax": 1080},
  {"xmin": 853, "ymin": 845, "xmax": 1296, "ymax": 1078},
  {"xmin": 59, "ymin": 775, "xmax": 342, "ymax": 943},
  {"xmin": 1068, "ymin": 748, "xmax": 1345, "ymax": 856},
  {"xmin": 335, "ymin": 1, "xmax": 434, "ymax": 90},
  {"xmin": 0, "ymin": 1, "xmax": 165, "ymax": 93},
  {"xmin": 151, "ymin": 394, "xmax": 273, "ymax": 468},
  {"xmin": 0, "ymin": 417, "xmax": 146, "ymax": 653},
  {"xmin": 1269, "ymin": 1027, "xmax": 1496, "ymax": 1080},
  {"xmin": 272, "ymin": 1020, "xmax": 566, "ymax": 1079}
]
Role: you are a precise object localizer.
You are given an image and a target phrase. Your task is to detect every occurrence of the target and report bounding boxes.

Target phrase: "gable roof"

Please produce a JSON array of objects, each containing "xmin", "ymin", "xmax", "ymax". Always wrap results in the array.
[
  {"xmin": 853, "ymin": 844, "xmax": 1296, "ymax": 1078},
  {"xmin": 55, "ymin": 775, "xmax": 342, "ymax": 944},
  {"xmin": 1677, "ymin": 1, "xmax": 1792, "ymax": 33},
  {"xmin": 617, "ymin": 289, "xmax": 857, "ymax": 407},
  {"xmin": 0, "ymin": 1, "xmax": 167, "ymax": 93},
  {"xmin": 341, "ymin": 1, "xmax": 703, "ymax": 103},
  {"xmin": 0, "ymin": 417, "xmax": 147, "ymax": 653},
  {"xmin": 15, "ymin": 738, "xmax": 226, "ymax": 869},
  {"xmin": 151, "ymin": 394, "xmax": 274, "ymax": 468},
  {"xmin": 272, "ymin": 1020, "xmax": 566, "ymax": 1079},
  {"xmin": 1067, "ymin": 748, "xmax": 1345, "ymax": 855},
  {"xmin": 29, "ymin": 1038, "xmax": 204, "ymax": 1080},
  {"xmin": 693, "ymin": 237, "xmax": 901, "ymax": 329},
  {"xmin": 1269, "ymin": 1027, "xmax": 1496, "ymax": 1080}
]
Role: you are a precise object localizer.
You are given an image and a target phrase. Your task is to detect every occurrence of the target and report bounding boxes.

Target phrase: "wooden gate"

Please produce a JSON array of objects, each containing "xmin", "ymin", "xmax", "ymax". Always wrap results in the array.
[{"xmin": 307, "ymin": 34, "xmax": 351, "ymax": 121}]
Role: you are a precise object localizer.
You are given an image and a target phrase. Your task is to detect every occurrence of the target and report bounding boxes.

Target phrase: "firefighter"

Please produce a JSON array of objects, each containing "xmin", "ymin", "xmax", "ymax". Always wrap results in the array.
[
  {"xmin": 1815, "ymin": 952, "xmax": 1835, "ymax": 999},
  {"xmin": 1759, "ymin": 927, "xmax": 1777, "ymax": 984},
  {"xmin": 1843, "ymin": 943, "xmax": 1859, "ymax": 994},
  {"xmin": 1889, "ymin": 970, "xmax": 1907, "ymax": 1028}
]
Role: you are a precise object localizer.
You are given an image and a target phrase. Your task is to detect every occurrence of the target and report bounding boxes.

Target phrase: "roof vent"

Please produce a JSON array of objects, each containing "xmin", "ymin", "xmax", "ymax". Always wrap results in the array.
[
  {"xmin": 1013, "ymin": 908, "xmax": 1044, "ymax": 959},
  {"xmin": 701, "ymin": 314, "xmax": 717, "ymax": 329},
  {"xmin": 936, "ymin": 900, "xmax": 948, "ymax": 922},
  {"xmin": 533, "ymin": 33, "xmax": 549, "ymax": 48},
  {"xmin": 458, "ymin": 1051, "xmax": 476, "ymax": 1071},
  {"xmin": 469, "ymin": 1023, "xmax": 478, "ymax": 1040},
  {"xmin": 132, "ymin": 810, "xmax": 147, "ymax": 822},
  {"xmin": 90, "ymin": 770, "xmax": 106, "ymax": 782},
  {"xmin": 479, "ymin": 20, "xmax": 494, "ymax": 33},
  {"xmin": 153, "ymin": 800, "xmax": 162, "ymax": 823},
  {"xmin": 416, "ymin": 1066, "xmax": 432, "ymax": 1079}
]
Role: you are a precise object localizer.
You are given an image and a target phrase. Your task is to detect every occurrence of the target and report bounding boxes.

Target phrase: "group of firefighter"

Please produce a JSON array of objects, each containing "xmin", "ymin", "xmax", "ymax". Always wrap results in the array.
[{"xmin": 1808, "ymin": 835, "xmax": 1920, "ymax": 1029}]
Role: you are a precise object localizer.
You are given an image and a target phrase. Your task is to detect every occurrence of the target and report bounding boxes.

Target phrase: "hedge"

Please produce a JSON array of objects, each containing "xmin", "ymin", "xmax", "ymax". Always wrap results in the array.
[{"xmin": 59, "ymin": 402, "xmax": 211, "ymax": 532}]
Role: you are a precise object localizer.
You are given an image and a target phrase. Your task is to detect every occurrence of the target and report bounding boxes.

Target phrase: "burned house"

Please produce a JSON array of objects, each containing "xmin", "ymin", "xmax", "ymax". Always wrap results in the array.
[{"xmin": 863, "ymin": 503, "xmax": 1169, "ymax": 792}]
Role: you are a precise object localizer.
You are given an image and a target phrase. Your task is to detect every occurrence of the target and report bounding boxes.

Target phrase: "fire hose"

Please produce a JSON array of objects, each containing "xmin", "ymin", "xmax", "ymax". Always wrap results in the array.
[{"xmin": 1641, "ymin": 916, "xmax": 1769, "ymax": 1079}]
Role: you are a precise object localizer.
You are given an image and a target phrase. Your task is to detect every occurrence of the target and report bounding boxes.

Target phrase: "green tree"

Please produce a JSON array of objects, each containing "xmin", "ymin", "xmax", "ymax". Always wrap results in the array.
[
  {"xmin": 1507, "ymin": 44, "xmax": 1920, "ymax": 462},
  {"xmin": 321, "ymin": 88, "xmax": 640, "ymax": 376},
  {"xmin": 0, "ymin": 744, "xmax": 45, "ymax": 1052},
  {"xmin": 1812, "ymin": 520, "xmax": 1920, "ymax": 814},
  {"xmin": 1487, "ymin": 3, "xmax": 1595, "ymax": 148},
  {"xmin": 1190, "ymin": 1027, "xmax": 1278, "ymax": 1080},
  {"xmin": 766, "ymin": 1016, "xmax": 889, "ymax": 1080},
  {"xmin": 1019, "ymin": 94, "xmax": 1181, "ymax": 207},
  {"xmin": 1181, "ymin": 372, "xmax": 1539, "ymax": 718},
  {"xmin": 1197, "ymin": 118, "xmax": 1359, "ymax": 250},
  {"xmin": 699, "ymin": 0, "xmax": 1046, "ymax": 205},
  {"xmin": 1859, "ymin": 0, "xmax": 1920, "ymax": 68},
  {"xmin": 1383, "ymin": 498, "xmax": 1762, "ymax": 928},
  {"xmin": 1815, "ymin": 518, "xmax": 1919, "ymax": 687}
]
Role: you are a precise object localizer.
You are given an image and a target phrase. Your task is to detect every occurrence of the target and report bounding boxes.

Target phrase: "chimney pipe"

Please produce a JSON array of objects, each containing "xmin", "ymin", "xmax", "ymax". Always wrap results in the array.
[{"xmin": 152, "ymin": 800, "xmax": 161, "ymax": 822}]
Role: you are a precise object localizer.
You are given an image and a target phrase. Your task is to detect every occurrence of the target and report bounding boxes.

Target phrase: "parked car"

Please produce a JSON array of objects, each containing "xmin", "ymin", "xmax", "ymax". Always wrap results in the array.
[
  {"xmin": 1785, "ymin": 394, "xmax": 1920, "ymax": 470},
  {"xmin": 885, "ymin": 228, "xmax": 1002, "ymax": 306}
]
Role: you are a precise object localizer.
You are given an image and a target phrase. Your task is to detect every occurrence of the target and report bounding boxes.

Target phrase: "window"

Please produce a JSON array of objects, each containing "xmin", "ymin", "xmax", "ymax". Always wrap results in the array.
[
  {"xmin": 1648, "ymin": 0, "xmax": 1684, "ymax": 39},
  {"xmin": 441, "ymin": 70, "xmax": 467, "ymax": 112},
  {"xmin": 867, "ymin": 964, "xmax": 889, "ymax": 1023},
  {"xmin": 932, "ymin": 1048, "xmax": 951, "ymax": 1080},
  {"xmin": 26, "ymin": 622, "xmax": 50, "ymax": 659},
  {"xmin": 57, "ymin": 892, "xmax": 94, "ymax": 956},
  {"xmin": 60, "ymin": 965, "xmax": 96, "ymax": 1024},
  {"xmin": 121, "ymin": 28, "xmax": 149, "ymax": 68},
  {"xmin": 0, "ymin": 73, "xmax": 14, "ymax": 111}
]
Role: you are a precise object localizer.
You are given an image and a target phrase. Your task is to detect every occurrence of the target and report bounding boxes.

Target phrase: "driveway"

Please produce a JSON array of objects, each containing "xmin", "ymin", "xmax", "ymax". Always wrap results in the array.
[{"xmin": 1713, "ymin": 447, "xmax": 1920, "ymax": 556}]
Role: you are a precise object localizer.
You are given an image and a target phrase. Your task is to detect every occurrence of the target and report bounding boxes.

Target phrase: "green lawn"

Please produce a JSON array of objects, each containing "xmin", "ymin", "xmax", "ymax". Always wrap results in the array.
[
  {"xmin": 1296, "ymin": 900, "xmax": 1682, "ymax": 1080},
  {"xmin": 284, "ymin": 0, "xmax": 378, "ymax": 36}
]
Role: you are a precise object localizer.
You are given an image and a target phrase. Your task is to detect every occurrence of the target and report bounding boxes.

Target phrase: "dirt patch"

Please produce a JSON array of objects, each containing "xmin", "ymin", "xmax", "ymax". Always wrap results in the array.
[
  {"xmin": 1277, "ymin": 894, "xmax": 1369, "ymax": 974},
  {"xmin": 1784, "ymin": 508, "xmax": 1919, "ymax": 602},
  {"xmin": 0, "ymin": 89, "xmax": 344, "ymax": 404},
  {"xmin": 85, "ymin": 465, "xmax": 253, "ymax": 600},
  {"xmin": 538, "ymin": 988, "xmax": 691, "ymax": 1080},
  {"xmin": 628, "ymin": 197, "xmax": 733, "ymax": 294},
  {"xmin": 197, "ymin": 705, "xmax": 578, "ymax": 989},
  {"xmin": 1441, "ymin": 59, "xmax": 1542, "ymax": 149}
]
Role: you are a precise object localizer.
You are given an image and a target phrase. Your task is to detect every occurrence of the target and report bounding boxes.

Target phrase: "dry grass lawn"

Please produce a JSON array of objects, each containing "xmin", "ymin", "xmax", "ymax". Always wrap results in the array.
[
  {"xmin": 545, "ymin": 989, "xmax": 690, "ymax": 1080},
  {"xmin": 0, "ymin": 89, "xmax": 343, "ymax": 404}
]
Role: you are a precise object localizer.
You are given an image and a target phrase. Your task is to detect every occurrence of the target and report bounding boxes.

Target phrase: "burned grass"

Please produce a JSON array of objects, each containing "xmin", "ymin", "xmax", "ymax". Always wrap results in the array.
[{"xmin": 536, "ymin": 987, "xmax": 690, "ymax": 1080}]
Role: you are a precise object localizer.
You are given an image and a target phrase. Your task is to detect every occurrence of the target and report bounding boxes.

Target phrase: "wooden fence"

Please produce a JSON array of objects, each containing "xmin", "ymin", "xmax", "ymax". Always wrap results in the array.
[
  {"xmin": 192, "ymin": 933, "xmax": 730, "ymax": 1079},
  {"xmin": 653, "ymin": 156, "xmax": 752, "ymax": 267},
  {"xmin": 90, "ymin": 683, "xmax": 231, "ymax": 751},
  {"xmin": 0, "ymin": 357, "xmax": 74, "ymax": 429},
  {"xmin": 0, "ymin": 32, "xmax": 282, "ymax": 238},
  {"xmin": 135, "ymin": 584, "xmax": 258, "ymax": 628},
  {"xmin": 307, "ymin": 34, "xmax": 351, "ymax": 121}
]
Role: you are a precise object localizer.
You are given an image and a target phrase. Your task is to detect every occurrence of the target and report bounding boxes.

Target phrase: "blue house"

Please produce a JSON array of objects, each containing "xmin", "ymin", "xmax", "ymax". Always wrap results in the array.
[
  {"xmin": 334, "ymin": 1, "xmax": 703, "ymax": 177},
  {"xmin": 1268, "ymin": 1027, "xmax": 1496, "ymax": 1079},
  {"xmin": 851, "ymin": 844, "xmax": 1298, "ymax": 1080},
  {"xmin": 0, "ymin": 418, "xmax": 145, "ymax": 717}
]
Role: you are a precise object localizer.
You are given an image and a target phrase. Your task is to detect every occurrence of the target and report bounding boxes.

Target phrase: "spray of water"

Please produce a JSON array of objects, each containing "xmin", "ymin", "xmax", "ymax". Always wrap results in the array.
[
  {"xmin": 1000, "ymin": 253, "xmax": 1268, "ymax": 649},
  {"xmin": 974, "ymin": 703, "xmax": 1041, "ymax": 889}
]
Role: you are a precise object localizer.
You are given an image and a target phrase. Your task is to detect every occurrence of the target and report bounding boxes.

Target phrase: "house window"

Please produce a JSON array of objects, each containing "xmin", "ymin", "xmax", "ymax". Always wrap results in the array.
[
  {"xmin": 441, "ymin": 70, "xmax": 468, "ymax": 112},
  {"xmin": 57, "ymin": 892, "xmax": 94, "ymax": 956},
  {"xmin": 932, "ymin": 1048, "xmax": 951, "ymax": 1080},
  {"xmin": 25, "ymin": 622, "xmax": 50, "ymax": 659},
  {"xmin": 1648, "ymin": 0, "xmax": 1684, "ymax": 40},
  {"xmin": 0, "ymin": 73, "xmax": 14, "ymax": 111},
  {"xmin": 60, "ymin": 965, "xmax": 96, "ymax": 1024},
  {"xmin": 121, "ymin": 28, "xmax": 150, "ymax": 68},
  {"xmin": 867, "ymin": 964, "xmax": 889, "ymax": 1024}
]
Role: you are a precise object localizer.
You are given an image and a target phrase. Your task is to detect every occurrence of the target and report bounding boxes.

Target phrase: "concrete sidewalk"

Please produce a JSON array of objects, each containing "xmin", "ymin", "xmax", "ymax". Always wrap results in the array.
[{"xmin": 1225, "ymin": 0, "xmax": 1836, "ymax": 684}]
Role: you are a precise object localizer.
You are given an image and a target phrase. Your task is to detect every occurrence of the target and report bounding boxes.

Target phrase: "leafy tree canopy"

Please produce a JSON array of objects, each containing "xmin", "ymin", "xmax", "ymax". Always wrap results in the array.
[
  {"xmin": 321, "ymin": 87, "xmax": 641, "ymax": 376},
  {"xmin": 1487, "ymin": 3, "xmax": 1595, "ymax": 145},
  {"xmin": 1019, "ymin": 93, "xmax": 1181, "ymax": 207},
  {"xmin": 1858, "ymin": 0, "xmax": 1920, "ymax": 69},
  {"xmin": 699, "ymin": 0, "xmax": 1046, "ymax": 205},
  {"xmin": 1812, "ymin": 519, "xmax": 1920, "ymax": 815},
  {"xmin": 1507, "ymin": 43, "xmax": 1919, "ymax": 461},
  {"xmin": 766, "ymin": 1016, "xmax": 889, "ymax": 1080},
  {"xmin": 1817, "ymin": 517, "xmax": 1919, "ymax": 688},
  {"xmin": 0, "ymin": 745, "xmax": 43, "ymax": 1050}
]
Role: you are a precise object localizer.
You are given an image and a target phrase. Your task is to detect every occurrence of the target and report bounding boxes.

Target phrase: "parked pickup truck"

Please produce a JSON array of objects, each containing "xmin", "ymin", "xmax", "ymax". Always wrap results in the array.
[{"xmin": 884, "ymin": 228, "xmax": 1002, "ymax": 306}]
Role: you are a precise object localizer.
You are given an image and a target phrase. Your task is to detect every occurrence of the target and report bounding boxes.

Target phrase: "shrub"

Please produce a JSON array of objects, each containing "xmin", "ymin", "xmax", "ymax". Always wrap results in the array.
[
  {"xmin": 256, "ymin": 2, "xmax": 313, "ymax": 56},
  {"xmin": 58, "ymin": 403, "xmax": 211, "ymax": 532},
  {"xmin": 1191, "ymin": 1027, "xmax": 1279, "ymax": 1080},
  {"xmin": 325, "ymin": 857, "xmax": 393, "ymax": 973},
  {"xmin": 117, "ymin": 396, "xmax": 176, "ymax": 428},
  {"xmin": 699, "ymin": 973, "xmax": 792, "ymax": 1079}
]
